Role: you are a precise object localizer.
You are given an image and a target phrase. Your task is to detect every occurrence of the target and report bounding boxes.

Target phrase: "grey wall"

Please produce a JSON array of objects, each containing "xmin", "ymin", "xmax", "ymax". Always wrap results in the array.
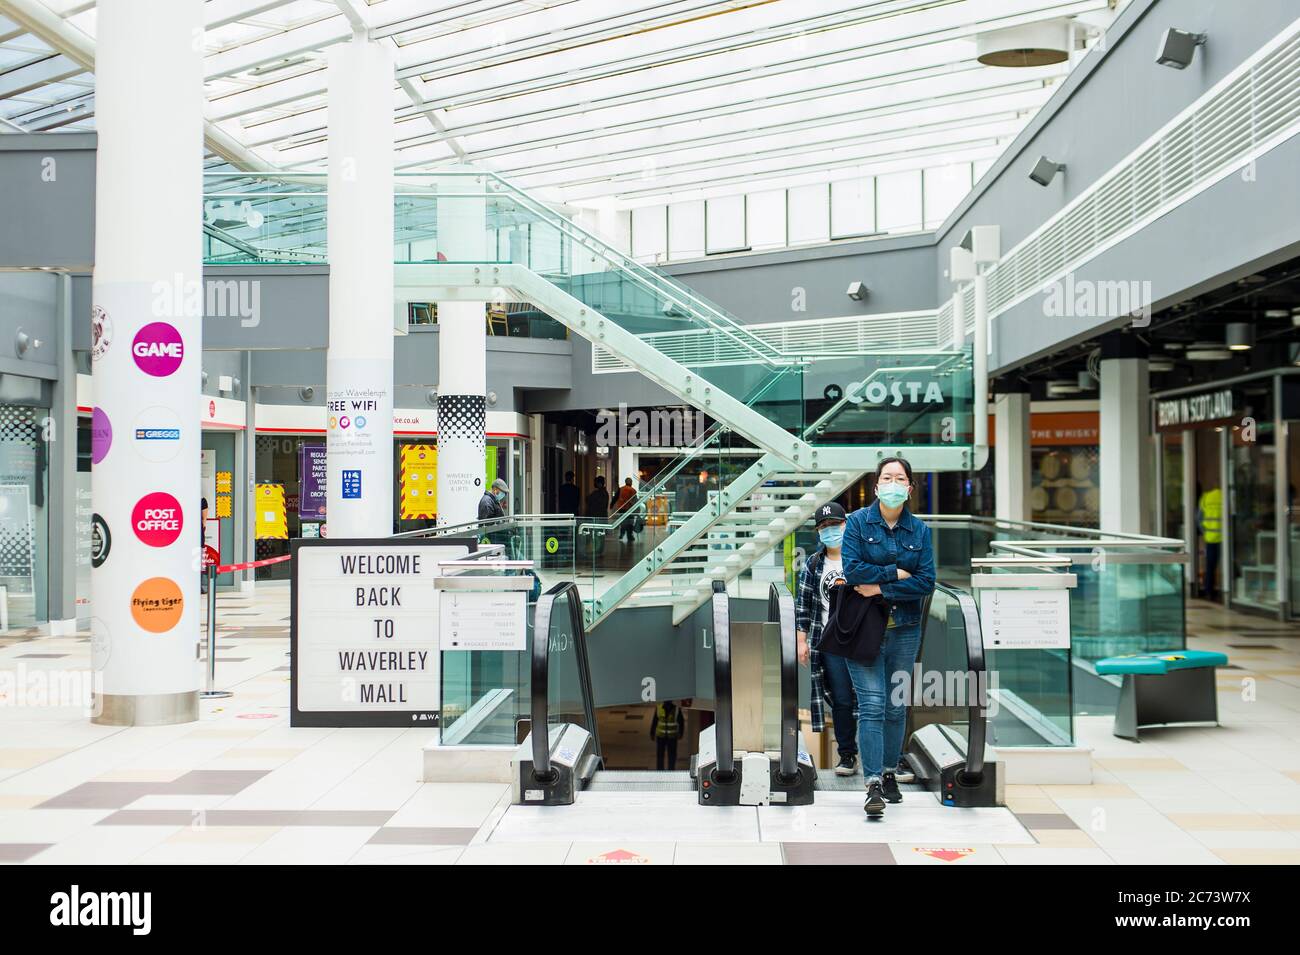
[
  {"xmin": 0, "ymin": 134, "xmax": 95, "ymax": 270},
  {"xmin": 250, "ymin": 327, "xmax": 572, "ymax": 413},
  {"xmin": 0, "ymin": 271, "xmax": 63, "ymax": 382},
  {"xmin": 664, "ymin": 232, "xmax": 938, "ymax": 322},
  {"xmin": 988, "ymin": 132, "xmax": 1300, "ymax": 370},
  {"xmin": 932, "ymin": 0, "xmax": 1300, "ymax": 372}
]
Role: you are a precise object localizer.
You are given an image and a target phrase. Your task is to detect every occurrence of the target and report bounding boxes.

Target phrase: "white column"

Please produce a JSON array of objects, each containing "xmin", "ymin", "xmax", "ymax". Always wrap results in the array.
[
  {"xmin": 1100, "ymin": 357, "xmax": 1151, "ymax": 533},
  {"xmin": 436, "ymin": 171, "xmax": 488, "ymax": 526},
  {"xmin": 994, "ymin": 391, "xmax": 1032, "ymax": 522},
  {"xmin": 325, "ymin": 35, "xmax": 394, "ymax": 538},
  {"xmin": 90, "ymin": 0, "xmax": 203, "ymax": 724}
]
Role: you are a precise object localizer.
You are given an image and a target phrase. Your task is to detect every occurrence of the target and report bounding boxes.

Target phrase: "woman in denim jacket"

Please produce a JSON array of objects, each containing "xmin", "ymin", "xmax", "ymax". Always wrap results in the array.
[{"xmin": 840, "ymin": 456, "xmax": 935, "ymax": 817}]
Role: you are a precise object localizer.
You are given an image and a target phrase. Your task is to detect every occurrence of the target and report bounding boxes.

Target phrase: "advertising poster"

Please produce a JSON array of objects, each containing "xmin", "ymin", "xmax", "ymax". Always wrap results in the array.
[
  {"xmin": 298, "ymin": 444, "xmax": 327, "ymax": 521},
  {"xmin": 400, "ymin": 444, "xmax": 437, "ymax": 519},
  {"xmin": 255, "ymin": 483, "xmax": 288, "ymax": 540}
]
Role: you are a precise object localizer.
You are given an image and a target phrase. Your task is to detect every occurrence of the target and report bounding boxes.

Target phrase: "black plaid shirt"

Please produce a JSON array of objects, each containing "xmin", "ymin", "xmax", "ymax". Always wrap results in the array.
[{"xmin": 795, "ymin": 547, "xmax": 831, "ymax": 733}]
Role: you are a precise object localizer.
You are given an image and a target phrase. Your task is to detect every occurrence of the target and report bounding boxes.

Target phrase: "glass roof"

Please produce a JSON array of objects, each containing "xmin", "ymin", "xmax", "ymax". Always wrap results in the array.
[{"xmin": 0, "ymin": 0, "xmax": 1128, "ymax": 207}]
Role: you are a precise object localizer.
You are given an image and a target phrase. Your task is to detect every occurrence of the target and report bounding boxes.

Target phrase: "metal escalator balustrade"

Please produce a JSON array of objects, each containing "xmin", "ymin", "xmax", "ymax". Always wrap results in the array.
[
  {"xmin": 904, "ymin": 582, "xmax": 1001, "ymax": 808},
  {"xmin": 512, "ymin": 581, "xmax": 601, "ymax": 806}
]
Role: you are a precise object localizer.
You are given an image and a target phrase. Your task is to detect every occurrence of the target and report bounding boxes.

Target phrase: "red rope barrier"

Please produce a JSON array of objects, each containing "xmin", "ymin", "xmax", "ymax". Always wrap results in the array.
[{"xmin": 214, "ymin": 554, "xmax": 293, "ymax": 574}]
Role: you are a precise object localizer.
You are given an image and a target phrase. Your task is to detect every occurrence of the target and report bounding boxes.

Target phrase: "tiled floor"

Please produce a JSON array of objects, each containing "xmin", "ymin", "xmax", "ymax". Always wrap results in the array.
[{"xmin": 1, "ymin": 590, "xmax": 1299, "ymax": 864}]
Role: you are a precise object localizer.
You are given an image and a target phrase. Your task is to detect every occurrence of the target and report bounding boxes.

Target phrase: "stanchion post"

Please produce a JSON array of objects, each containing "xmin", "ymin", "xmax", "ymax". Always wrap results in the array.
[{"xmin": 201, "ymin": 563, "xmax": 233, "ymax": 700}]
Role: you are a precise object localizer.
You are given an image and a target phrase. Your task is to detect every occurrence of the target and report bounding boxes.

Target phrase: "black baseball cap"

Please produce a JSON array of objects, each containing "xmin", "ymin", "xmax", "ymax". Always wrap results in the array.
[{"xmin": 814, "ymin": 502, "xmax": 846, "ymax": 525}]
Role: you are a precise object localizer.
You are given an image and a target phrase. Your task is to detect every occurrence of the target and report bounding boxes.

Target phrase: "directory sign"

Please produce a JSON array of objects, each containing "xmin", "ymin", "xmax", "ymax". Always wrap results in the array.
[
  {"xmin": 291, "ymin": 537, "xmax": 475, "ymax": 726},
  {"xmin": 977, "ymin": 588, "xmax": 1070, "ymax": 650}
]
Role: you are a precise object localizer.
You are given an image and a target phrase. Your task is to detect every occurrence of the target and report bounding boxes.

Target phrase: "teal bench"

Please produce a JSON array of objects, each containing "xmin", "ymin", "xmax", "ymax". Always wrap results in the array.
[{"xmin": 1095, "ymin": 650, "xmax": 1228, "ymax": 741}]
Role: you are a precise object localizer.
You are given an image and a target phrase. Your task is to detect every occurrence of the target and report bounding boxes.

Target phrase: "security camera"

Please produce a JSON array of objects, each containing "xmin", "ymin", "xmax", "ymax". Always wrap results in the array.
[
  {"xmin": 1156, "ymin": 28, "xmax": 1206, "ymax": 69},
  {"xmin": 1029, "ymin": 156, "xmax": 1066, "ymax": 186}
]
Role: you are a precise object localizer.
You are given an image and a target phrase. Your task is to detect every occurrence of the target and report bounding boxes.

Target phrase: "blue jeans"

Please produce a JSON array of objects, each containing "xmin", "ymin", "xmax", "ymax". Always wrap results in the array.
[
  {"xmin": 819, "ymin": 652, "xmax": 858, "ymax": 759},
  {"xmin": 844, "ymin": 622, "xmax": 922, "ymax": 781}
]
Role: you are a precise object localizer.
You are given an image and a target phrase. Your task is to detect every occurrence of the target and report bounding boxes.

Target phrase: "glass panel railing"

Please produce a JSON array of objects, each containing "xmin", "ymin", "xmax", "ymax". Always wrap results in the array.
[
  {"xmin": 396, "ymin": 514, "xmax": 578, "ymax": 596},
  {"xmin": 1019, "ymin": 544, "xmax": 1186, "ymax": 662},
  {"xmin": 801, "ymin": 349, "xmax": 972, "ymax": 449},
  {"xmin": 437, "ymin": 561, "xmax": 534, "ymax": 747}
]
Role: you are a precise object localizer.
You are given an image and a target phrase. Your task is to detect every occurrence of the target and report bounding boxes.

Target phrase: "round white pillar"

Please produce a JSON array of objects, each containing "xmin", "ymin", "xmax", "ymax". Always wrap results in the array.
[
  {"xmin": 325, "ymin": 36, "xmax": 395, "ymax": 538},
  {"xmin": 436, "ymin": 178, "xmax": 488, "ymax": 526},
  {"xmin": 90, "ymin": 0, "xmax": 204, "ymax": 724}
]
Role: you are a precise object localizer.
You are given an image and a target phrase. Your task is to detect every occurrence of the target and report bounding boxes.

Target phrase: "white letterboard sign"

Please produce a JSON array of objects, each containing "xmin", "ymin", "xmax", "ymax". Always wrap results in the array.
[
  {"xmin": 978, "ymin": 588, "xmax": 1070, "ymax": 650},
  {"xmin": 291, "ymin": 538, "xmax": 474, "ymax": 727}
]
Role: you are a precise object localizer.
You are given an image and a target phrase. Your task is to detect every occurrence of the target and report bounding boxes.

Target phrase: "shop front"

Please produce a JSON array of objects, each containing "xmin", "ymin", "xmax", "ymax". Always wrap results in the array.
[
  {"xmin": 1153, "ymin": 374, "xmax": 1300, "ymax": 618},
  {"xmin": 254, "ymin": 405, "xmax": 531, "ymax": 578}
]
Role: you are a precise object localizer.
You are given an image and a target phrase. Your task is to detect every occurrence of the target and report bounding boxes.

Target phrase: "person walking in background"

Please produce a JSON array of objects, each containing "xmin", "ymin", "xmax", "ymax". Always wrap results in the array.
[
  {"xmin": 840, "ymin": 456, "xmax": 935, "ymax": 818},
  {"xmin": 613, "ymin": 476, "xmax": 637, "ymax": 545},
  {"xmin": 477, "ymin": 477, "xmax": 509, "ymax": 520},
  {"xmin": 585, "ymin": 475, "xmax": 609, "ymax": 559},
  {"xmin": 795, "ymin": 501, "xmax": 858, "ymax": 776},
  {"xmin": 558, "ymin": 470, "xmax": 580, "ymax": 515},
  {"xmin": 650, "ymin": 699, "xmax": 686, "ymax": 771},
  {"xmin": 1197, "ymin": 482, "xmax": 1223, "ymax": 599}
]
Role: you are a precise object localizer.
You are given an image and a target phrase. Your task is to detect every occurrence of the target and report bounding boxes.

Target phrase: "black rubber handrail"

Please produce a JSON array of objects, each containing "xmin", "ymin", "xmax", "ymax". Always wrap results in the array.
[
  {"xmin": 767, "ymin": 582, "xmax": 799, "ymax": 782},
  {"xmin": 710, "ymin": 579, "xmax": 735, "ymax": 780},
  {"xmin": 530, "ymin": 581, "xmax": 601, "ymax": 783},
  {"xmin": 933, "ymin": 582, "xmax": 986, "ymax": 781}
]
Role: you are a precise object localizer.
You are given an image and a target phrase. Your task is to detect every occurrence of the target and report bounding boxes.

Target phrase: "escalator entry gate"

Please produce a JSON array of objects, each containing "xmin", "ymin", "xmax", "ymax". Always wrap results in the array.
[
  {"xmin": 906, "ymin": 723, "xmax": 1002, "ymax": 808},
  {"xmin": 512, "ymin": 722, "xmax": 599, "ymax": 807}
]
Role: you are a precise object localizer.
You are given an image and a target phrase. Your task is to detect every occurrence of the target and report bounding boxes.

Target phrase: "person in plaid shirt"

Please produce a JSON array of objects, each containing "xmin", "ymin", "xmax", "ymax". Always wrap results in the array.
[{"xmin": 795, "ymin": 501, "xmax": 859, "ymax": 776}]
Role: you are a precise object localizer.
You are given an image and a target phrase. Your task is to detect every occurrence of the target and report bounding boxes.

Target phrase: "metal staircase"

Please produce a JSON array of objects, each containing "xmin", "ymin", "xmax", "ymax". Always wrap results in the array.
[
  {"xmin": 210, "ymin": 168, "xmax": 977, "ymax": 627},
  {"xmin": 619, "ymin": 462, "xmax": 862, "ymax": 625}
]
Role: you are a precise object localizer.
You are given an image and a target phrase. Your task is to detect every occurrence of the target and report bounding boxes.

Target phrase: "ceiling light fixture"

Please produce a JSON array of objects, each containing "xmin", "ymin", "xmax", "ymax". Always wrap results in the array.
[
  {"xmin": 1225, "ymin": 322, "xmax": 1254, "ymax": 351},
  {"xmin": 1185, "ymin": 342, "xmax": 1231, "ymax": 361}
]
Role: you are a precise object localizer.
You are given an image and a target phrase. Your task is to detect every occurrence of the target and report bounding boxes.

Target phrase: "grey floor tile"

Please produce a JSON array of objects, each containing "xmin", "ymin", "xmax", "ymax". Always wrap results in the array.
[
  {"xmin": 38, "ymin": 782, "xmax": 158, "ymax": 809},
  {"xmin": 1016, "ymin": 812, "xmax": 1080, "ymax": 830},
  {"xmin": 367, "ymin": 827, "xmax": 478, "ymax": 846},
  {"xmin": 781, "ymin": 842, "xmax": 896, "ymax": 865},
  {"xmin": 0, "ymin": 843, "xmax": 53, "ymax": 862}
]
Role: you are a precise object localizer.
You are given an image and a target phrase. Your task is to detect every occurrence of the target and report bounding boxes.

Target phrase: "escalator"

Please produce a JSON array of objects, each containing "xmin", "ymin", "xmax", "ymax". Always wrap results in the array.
[
  {"xmin": 902, "ymin": 584, "xmax": 1001, "ymax": 808},
  {"xmin": 513, "ymin": 578, "xmax": 999, "ymax": 809}
]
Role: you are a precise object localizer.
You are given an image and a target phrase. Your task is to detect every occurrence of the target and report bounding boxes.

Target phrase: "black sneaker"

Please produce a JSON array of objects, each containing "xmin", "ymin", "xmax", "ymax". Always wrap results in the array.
[
  {"xmin": 864, "ymin": 780, "xmax": 886, "ymax": 817},
  {"xmin": 894, "ymin": 757, "xmax": 916, "ymax": 784},
  {"xmin": 881, "ymin": 771, "xmax": 903, "ymax": 803},
  {"xmin": 834, "ymin": 754, "xmax": 858, "ymax": 777}
]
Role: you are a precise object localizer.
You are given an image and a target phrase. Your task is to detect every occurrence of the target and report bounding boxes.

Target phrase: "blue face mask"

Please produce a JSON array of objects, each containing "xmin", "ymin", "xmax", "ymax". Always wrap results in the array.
[
  {"xmin": 877, "ymin": 483, "xmax": 909, "ymax": 508},
  {"xmin": 818, "ymin": 526, "xmax": 844, "ymax": 548}
]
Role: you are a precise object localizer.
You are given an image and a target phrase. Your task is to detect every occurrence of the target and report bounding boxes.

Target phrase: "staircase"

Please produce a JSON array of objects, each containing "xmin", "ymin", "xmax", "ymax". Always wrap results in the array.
[
  {"xmin": 620, "ymin": 462, "xmax": 862, "ymax": 624},
  {"xmin": 221, "ymin": 169, "xmax": 975, "ymax": 627}
]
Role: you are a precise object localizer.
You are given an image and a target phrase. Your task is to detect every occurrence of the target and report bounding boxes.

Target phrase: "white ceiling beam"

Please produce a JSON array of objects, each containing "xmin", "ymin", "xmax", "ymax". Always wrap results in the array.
[
  {"xmin": 0, "ymin": 53, "xmax": 82, "ymax": 98},
  {"xmin": 0, "ymin": 0, "xmax": 277, "ymax": 171}
]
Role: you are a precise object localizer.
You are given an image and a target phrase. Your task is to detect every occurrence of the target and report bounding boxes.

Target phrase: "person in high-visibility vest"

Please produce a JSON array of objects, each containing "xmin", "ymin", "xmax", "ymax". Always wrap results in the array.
[
  {"xmin": 1198, "ymin": 485, "xmax": 1223, "ymax": 599},
  {"xmin": 649, "ymin": 700, "xmax": 686, "ymax": 771}
]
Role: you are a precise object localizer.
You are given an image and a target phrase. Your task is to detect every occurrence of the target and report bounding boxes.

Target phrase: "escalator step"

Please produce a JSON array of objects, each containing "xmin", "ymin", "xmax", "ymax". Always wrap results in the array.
[{"xmin": 584, "ymin": 771, "xmax": 696, "ymax": 793}]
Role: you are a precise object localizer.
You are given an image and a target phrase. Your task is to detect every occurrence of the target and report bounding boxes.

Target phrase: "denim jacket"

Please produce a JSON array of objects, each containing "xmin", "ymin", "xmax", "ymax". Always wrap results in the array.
[{"xmin": 840, "ymin": 501, "xmax": 935, "ymax": 627}]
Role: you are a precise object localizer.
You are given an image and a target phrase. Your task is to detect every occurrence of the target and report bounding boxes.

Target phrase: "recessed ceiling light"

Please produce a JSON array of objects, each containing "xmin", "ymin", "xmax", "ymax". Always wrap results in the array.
[
  {"xmin": 1186, "ymin": 343, "xmax": 1231, "ymax": 361},
  {"xmin": 1264, "ymin": 309, "xmax": 1289, "ymax": 318}
]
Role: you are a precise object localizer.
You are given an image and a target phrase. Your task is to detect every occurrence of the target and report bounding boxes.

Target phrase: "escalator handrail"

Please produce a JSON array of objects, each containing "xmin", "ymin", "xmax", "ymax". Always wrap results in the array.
[
  {"xmin": 530, "ymin": 581, "xmax": 602, "ymax": 782},
  {"xmin": 767, "ymin": 582, "xmax": 800, "ymax": 781},
  {"xmin": 710, "ymin": 579, "xmax": 735, "ymax": 779},
  {"xmin": 934, "ymin": 582, "xmax": 987, "ymax": 780}
]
